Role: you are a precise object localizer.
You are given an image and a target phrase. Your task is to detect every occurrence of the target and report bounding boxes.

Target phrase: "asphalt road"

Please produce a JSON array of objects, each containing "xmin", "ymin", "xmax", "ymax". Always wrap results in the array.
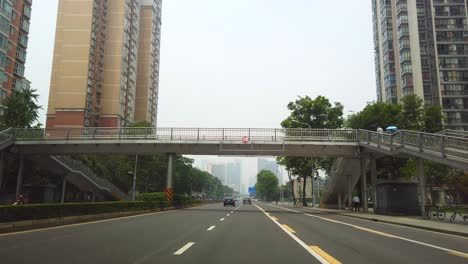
[{"xmin": 1, "ymin": 202, "xmax": 467, "ymax": 264}]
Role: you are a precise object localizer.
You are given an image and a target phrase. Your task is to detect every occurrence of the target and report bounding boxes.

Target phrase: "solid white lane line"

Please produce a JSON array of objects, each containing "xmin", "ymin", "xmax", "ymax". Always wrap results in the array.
[
  {"xmin": 254, "ymin": 204, "xmax": 329, "ymax": 264},
  {"xmin": 220, "ymin": 218, "xmax": 224, "ymax": 221},
  {"xmin": 207, "ymin": 226, "xmax": 216, "ymax": 231},
  {"xmin": 303, "ymin": 213, "xmax": 468, "ymax": 258},
  {"xmin": 0, "ymin": 209, "xmax": 176, "ymax": 237},
  {"xmin": 265, "ymin": 203, "xmax": 300, "ymax": 213},
  {"xmin": 173, "ymin": 242, "xmax": 195, "ymax": 255}
]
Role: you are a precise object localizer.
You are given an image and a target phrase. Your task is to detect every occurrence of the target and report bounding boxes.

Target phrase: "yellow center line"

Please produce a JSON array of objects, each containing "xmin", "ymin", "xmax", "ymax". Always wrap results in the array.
[
  {"xmin": 448, "ymin": 251, "xmax": 468, "ymax": 259},
  {"xmin": 309, "ymin": 246, "xmax": 342, "ymax": 264},
  {"xmin": 282, "ymin": 224, "xmax": 296, "ymax": 233}
]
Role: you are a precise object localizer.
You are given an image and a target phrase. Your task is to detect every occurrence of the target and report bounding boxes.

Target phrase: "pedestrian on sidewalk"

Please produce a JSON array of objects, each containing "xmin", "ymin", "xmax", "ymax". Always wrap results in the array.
[
  {"xmin": 377, "ymin": 126, "xmax": 384, "ymax": 143},
  {"xmin": 352, "ymin": 195, "xmax": 360, "ymax": 211}
]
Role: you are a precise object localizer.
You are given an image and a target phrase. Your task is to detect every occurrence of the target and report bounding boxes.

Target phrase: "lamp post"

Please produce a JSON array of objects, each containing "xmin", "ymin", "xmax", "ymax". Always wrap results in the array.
[
  {"xmin": 128, "ymin": 154, "xmax": 138, "ymax": 201},
  {"xmin": 291, "ymin": 119, "xmax": 315, "ymax": 206}
]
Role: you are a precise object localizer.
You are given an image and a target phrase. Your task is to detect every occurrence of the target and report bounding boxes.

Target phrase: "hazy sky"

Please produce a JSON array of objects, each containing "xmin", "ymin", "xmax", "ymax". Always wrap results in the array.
[{"xmin": 25, "ymin": 0, "xmax": 376, "ymax": 188}]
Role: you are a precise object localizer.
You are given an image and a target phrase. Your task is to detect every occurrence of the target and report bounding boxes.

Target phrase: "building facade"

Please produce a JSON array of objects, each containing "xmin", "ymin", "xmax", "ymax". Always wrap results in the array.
[
  {"xmin": 46, "ymin": 0, "xmax": 162, "ymax": 128},
  {"xmin": 0, "ymin": 0, "xmax": 32, "ymax": 114},
  {"xmin": 372, "ymin": 0, "xmax": 468, "ymax": 130}
]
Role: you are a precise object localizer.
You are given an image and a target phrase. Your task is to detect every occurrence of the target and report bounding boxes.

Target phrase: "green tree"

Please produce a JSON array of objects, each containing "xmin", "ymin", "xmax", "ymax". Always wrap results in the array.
[
  {"xmin": 400, "ymin": 95, "xmax": 425, "ymax": 130},
  {"xmin": 423, "ymin": 104, "xmax": 445, "ymax": 133},
  {"xmin": 346, "ymin": 102, "xmax": 401, "ymax": 130},
  {"xmin": 0, "ymin": 87, "xmax": 42, "ymax": 128},
  {"xmin": 278, "ymin": 95, "xmax": 344, "ymax": 206},
  {"xmin": 255, "ymin": 170, "xmax": 278, "ymax": 201}
]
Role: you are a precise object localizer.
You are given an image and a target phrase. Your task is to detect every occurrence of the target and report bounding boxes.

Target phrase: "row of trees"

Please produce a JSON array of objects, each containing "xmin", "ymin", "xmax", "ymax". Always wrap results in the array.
[{"xmin": 277, "ymin": 94, "xmax": 464, "ymax": 206}]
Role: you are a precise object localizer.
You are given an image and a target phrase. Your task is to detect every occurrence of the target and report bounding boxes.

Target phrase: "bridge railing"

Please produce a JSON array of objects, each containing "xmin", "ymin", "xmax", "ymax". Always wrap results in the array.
[
  {"xmin": 11, "ymin": 128, "xmax": 358, "ymax": 142},
  {"xmin": 0, "ymin": 128, "xmax": 13, "ymax": 140},
  {"xmin": 358, "ymin": 129, "xmax": 468, "ymax": 162},
  {"xmin": 53, "ymin": 155, "xmax": 129, "ymax": 200}
]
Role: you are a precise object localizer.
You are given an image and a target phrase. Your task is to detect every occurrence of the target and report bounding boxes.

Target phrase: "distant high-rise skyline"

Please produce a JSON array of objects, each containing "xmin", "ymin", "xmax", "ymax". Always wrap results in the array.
[{"xmin": 46, "ymin": 0, "xmax": 162, "ymax": 128}]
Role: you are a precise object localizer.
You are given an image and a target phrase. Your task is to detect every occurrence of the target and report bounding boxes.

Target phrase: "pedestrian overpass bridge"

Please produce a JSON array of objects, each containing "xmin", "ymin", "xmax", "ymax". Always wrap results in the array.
[
  {"xmin": 0, "ymin": 127, "xmax": 467, "ymax": 211},
  {"xmin": 1, "ymin": 127, "xmax": 467, "ymax": 170}
]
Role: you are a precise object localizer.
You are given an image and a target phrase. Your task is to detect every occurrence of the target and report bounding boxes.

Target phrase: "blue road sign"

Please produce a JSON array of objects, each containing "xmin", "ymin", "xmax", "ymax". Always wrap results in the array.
[{"xmin": 248, "ymin": 187, "xmax": 256, "ymax": 194}]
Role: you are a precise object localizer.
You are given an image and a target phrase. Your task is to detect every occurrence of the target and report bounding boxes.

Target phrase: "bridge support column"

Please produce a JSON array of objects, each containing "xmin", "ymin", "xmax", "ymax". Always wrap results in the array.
[
  {"xmin": 360, "ymin": 158, "xmax": 368, "ymax": 212},
  {"xmin": 164, "ymin": 154, "xmax": 175, "ymax": 202},
  {"xmin": 337, "ymin": 193, "xmax": 342, "ymax": 210},
  {"xmin": 61, "ymin": 177, "xmax": 67, "ymax": 203},
  {"xmin": 0, "ymin": 152, "xmax": 4, "ymax": 191},
  {"xmin": 370, "ymin": 155, "xmax": 377, "ymax": 212},
  {"xmin": 15, "ymin": 155, "xmax": 24, "ymax": 199},
  {"xmin": 417, "ymin": 158, "xmax": 426, "ymax": 217},
  {"xmin": 347, "ymin": 174, "xmax": 352, "ymax": 210}
]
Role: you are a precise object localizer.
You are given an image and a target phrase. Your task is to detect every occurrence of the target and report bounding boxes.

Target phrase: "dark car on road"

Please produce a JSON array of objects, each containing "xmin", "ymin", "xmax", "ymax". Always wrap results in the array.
[
  {"xmin": 243, "ymin": 198, "xmax": 252, "ymax": 205},
  {"xmin": 224, "ymin": 197, "xmax": 235, "ymax": 207}
]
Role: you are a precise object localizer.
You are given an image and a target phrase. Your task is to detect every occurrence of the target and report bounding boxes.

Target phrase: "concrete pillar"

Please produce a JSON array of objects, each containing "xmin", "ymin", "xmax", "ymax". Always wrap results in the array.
[
  {"xmin": 337, "ymin": 193, "xmax": 342, "ymax": 210},
  {"xmin": 166, "ymin": 153, "xmax": 174, "ymax": 189},
  {"xmin": 417, "ymin": 158, "xmax": 426, "ymax": 216},
  {"xmin": 60, "ymin": 177, "xmax": 67, "ymax": 203},
  {"xmin": 15, "ymin": 155, "xmax": 24, "ymax": 199},
  {"xmin": 370, "ymin": 155, "xmax": 377, "ymax": 212},
  {"xmin": 0, "ymin": 152, "xmax": 4, "ymax": 190},
  {"xmin": 347, "ymin": 174, "xmax": 353, "ymax": 210},
  {"xmin": 360, "ymin": 158, "xmax": 368, "ymax": 212}
]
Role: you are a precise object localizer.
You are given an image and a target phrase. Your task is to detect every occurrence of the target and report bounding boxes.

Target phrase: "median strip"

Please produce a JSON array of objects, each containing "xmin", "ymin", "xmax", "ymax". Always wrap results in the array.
[
  {"xmin": 310, "ymin": 246, "xmax": 342, "ymax": 264},
  {"xmin": 173, "ymin": 242, "xmax": 195, "ymax": 255}
]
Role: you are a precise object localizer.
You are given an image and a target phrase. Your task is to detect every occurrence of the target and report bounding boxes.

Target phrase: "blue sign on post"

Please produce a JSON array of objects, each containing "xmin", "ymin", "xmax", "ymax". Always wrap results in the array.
[{"xmin": 248, "ymin": 187, "xmax": 256, "ymax": 195}]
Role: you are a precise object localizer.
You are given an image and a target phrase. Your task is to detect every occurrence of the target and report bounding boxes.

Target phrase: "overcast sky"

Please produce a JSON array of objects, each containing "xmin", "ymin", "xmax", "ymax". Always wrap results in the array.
[{"xmin": 25, "ymin": 0, "xmax": 376, "ymax": 188}]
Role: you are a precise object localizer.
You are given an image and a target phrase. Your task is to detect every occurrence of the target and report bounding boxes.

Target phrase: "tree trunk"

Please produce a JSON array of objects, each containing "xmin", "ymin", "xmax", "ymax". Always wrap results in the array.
[
  {"xmin": 302, "ymin": 175, "xmax": 307, "ymax": 206},
  {"xmin": 288, "ymin": 170, "xmax": 296, "ymax": 205}
]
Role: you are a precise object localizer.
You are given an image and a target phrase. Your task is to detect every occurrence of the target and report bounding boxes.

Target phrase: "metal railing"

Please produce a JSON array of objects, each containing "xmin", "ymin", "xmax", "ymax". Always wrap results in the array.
[
  {"xmin": 52, "ymin": 155, "xmax": 128, "ymax": 200},
  {"xmin": 3, "ymin": 127, "xmax": 468, "ymax": 164},
  {"xmin": 11, "ymin": 127, "xmax": 358, "ymax": 143},
  {"xmin": 0, "ymin": 128, "xmax": 13, "ymax": 144}
]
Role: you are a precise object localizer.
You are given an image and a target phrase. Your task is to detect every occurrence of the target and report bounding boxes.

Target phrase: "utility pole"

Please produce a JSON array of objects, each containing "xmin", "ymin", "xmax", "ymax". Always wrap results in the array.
[{"xmin": 131, "ymin": 154, "xmax": 138, "ymax": 201}]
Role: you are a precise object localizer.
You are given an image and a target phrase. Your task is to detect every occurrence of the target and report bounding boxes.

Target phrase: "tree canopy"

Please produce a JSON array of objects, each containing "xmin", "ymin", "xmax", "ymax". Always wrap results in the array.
[
  {"xmin": 255, "ymin": 170, "xmax": 278, "ymax": 202},
  {"xmin": 0, "ymin": 87, "xmax": 42, "ymax": 129}
]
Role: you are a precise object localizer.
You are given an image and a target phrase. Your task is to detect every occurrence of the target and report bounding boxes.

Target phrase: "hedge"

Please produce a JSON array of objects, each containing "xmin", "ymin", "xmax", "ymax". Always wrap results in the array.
[{"xmin": 0, "ymin": 199, "xmax": 197, "ymax": 223}]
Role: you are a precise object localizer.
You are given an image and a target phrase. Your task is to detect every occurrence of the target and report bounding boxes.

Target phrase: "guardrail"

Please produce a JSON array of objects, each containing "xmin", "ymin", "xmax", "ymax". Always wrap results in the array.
[
  {"xmin": 3, "ymin": 127, "xmax": 468, "ymax": 165},
  {"xmin": 10, "ymin": 128, "xmax": 358, "ymax": 142},
  {"xmin": 0, "ymin": 128, "xmax": 13, "ymax": 144}
]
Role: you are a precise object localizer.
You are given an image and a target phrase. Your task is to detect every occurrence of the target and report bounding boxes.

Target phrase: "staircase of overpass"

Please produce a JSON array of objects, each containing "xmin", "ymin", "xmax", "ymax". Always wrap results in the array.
[{"xmin": 50, "ymin": 156, "xmax": 129, "ymax": 200}]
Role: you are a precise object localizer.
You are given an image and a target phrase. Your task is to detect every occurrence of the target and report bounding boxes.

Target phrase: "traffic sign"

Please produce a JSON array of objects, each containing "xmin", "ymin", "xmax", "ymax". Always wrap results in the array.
[
  {"xmin": 248, "ymin": 187, "xmax": 256, "ymax": 193},
  {"xmin": 242, "ymin": 136, "xmax": 249, "ymax": 144}
]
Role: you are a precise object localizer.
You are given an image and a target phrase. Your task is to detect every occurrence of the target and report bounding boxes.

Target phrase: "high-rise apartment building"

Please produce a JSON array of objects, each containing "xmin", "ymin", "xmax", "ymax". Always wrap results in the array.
[
  {"xmin": 372, "ymin": 0, "xmax": 468, "ymax": 130},
  {"xmin": 0, "ymin": 0, "xmax": 32, "ymax": 113},
  {"xmin": 46, "ymin": 0, "xmax": 162, "ymax": 128}
]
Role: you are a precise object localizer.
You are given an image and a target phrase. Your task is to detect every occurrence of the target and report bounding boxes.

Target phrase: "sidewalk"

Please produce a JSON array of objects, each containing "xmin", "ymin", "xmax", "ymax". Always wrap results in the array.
[{"xmin": 286, "ymin": 205, "xmax": 468, "ymax": 237}]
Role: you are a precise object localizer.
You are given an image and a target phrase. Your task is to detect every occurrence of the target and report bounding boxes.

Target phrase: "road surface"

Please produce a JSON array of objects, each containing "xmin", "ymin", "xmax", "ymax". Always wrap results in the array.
[{"xmin": 1, "ymin": 202, "xmax": 467, "ymax": 264}]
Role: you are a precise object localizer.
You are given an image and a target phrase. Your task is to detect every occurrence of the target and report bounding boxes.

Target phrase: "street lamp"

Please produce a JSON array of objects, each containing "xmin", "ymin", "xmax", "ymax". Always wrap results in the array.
[
  {"xmin": 290, "ymin": 119, "xmax": 315, "ymax": 206},
  {"xmin": 128, "ymin": 154, "xmax": 138, "ymax": 201}
]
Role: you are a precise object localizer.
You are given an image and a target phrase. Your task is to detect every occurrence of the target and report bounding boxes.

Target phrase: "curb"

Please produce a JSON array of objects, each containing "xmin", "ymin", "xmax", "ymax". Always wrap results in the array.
[
  {"xmin": 296, "ymin": 206, "xmax": 468, "ymax": 238},
  {"xmin": 0, "ymin": 203, "xmax": 205, "ymax": 234}
]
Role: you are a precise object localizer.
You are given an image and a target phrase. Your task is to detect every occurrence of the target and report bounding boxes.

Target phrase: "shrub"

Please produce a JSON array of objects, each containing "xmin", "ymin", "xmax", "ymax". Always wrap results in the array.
[{"xmin": 0, "ymin": 201, "xmax": 161, "ymax": 223}]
